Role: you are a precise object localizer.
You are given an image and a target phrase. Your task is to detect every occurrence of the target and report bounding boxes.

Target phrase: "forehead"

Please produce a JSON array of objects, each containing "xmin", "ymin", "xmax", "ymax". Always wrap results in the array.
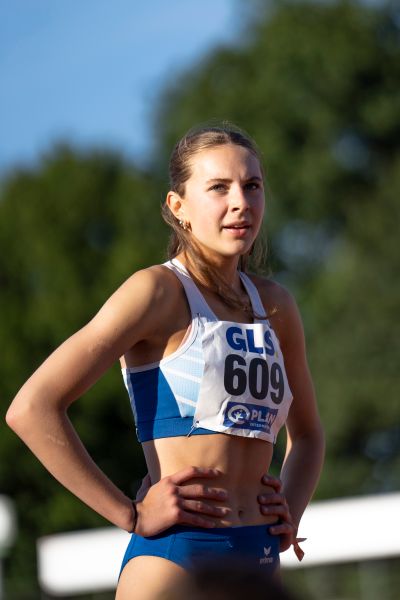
[{"xmin": 188, "ymin": 144, "xmax": 262, "ymax": 181}]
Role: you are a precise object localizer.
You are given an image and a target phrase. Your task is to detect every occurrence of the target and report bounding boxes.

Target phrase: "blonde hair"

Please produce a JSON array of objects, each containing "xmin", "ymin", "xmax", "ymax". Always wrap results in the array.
[{"xmin": 161, "ymin": 122, "xmax": 267, "ymax": 317}]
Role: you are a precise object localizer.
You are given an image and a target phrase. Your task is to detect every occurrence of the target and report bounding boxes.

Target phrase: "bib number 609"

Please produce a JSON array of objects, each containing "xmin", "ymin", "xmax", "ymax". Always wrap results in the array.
[{"xmin": 223, "ymin": 354, "xmax": 284, "ymax": 404}]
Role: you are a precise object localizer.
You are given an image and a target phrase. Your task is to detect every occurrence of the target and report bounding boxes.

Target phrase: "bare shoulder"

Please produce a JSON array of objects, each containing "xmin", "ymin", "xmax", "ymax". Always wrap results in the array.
[
  {"xmin": 94, "ymin": 263, "xmax": 183, "ymax": 339},
  {"xmin": 247, "ymin": 272, "xmax": 299, "ymax": 320},
  {"xmin": 113, "ymin": 263, "xmax": 181, "ymax": 307},
  {"xmin": 247, "ymin": 273, "xmax": 303, "ymax": 351}
]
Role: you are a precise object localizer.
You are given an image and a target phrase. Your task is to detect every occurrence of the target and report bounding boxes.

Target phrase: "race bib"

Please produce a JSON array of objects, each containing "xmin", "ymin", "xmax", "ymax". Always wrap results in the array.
[{"xmin": 194, "ymin": 320, "xmax": 293, "ymax": 441}]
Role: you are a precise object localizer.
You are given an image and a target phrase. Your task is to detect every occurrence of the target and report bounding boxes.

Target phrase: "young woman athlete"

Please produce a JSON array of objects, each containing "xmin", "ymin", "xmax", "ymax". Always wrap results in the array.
[{"xmin": 6, "ymin": 124, "xmax": 324, "ymax": 599}]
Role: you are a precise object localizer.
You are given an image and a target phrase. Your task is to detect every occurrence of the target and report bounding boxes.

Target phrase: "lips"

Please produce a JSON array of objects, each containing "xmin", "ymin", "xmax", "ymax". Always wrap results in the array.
[{"xmin": 223, "ymin": 222, "xmax": 251, "ymax": 229}]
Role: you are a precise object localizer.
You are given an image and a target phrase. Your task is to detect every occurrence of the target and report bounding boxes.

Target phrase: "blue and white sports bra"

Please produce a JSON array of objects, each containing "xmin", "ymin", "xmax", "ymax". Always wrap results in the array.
[{"xmin": 122, "ymin": 259, "xmax": 293, "ymax": 444}]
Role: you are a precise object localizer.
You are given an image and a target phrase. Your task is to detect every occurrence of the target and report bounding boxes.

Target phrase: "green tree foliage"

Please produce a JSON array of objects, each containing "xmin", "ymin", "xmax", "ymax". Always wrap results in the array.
[
  {"xmin": 0, "ymin": 146, "xmax": 168, "ymax": 593},
  {"xmin": 154, "ymin": 0, "xmax": 400, "ymax": 498},
  {"xmin": 308, "ymin": 155, "xmax": 400, "ymax": 498}
]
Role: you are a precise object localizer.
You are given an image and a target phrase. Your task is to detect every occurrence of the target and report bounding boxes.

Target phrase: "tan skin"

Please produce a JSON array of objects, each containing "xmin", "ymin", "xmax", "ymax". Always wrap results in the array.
[
  {"xmin": 127, "ymin": 267, "xmax": 281, "ymax": 529},
  {"xmin": 6, "ymin": 144, "xmax": 324, "ymax": 600}
]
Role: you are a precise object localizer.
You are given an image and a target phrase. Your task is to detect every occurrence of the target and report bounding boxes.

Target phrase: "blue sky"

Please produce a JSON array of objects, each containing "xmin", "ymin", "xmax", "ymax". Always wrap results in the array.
[{"xmin": 0, "ymin": 0, "xmax": 239, "ymax": 174}]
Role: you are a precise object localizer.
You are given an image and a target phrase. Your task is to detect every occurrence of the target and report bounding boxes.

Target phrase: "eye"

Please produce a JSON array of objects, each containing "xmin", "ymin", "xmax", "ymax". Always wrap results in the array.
[
  {"xmin": 245, "ymin": 181, "xmax": 261, "ymax": 191},
  {"xmin": 209, "ymin": 183, "xmax": 227, "ymax": 192}
]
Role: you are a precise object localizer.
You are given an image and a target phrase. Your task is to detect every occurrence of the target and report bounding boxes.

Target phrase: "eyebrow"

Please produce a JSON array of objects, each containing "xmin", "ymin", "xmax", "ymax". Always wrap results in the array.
[{"xmin": 205, "ymin": 176, "xmax": 263, "ymax": 184}]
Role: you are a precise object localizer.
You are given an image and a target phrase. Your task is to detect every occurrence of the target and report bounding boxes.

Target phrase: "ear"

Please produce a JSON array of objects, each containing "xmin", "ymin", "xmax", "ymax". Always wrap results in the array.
[{"xmin": 166, "ymin": 191, "xmax": 186, "ymax": 221}]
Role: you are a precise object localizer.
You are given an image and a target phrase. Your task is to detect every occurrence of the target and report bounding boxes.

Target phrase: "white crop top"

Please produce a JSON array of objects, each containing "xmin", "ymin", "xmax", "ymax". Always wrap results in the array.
[{"xmin": 122, "ymin": 259, "xmax": 293, "ymax": 443}]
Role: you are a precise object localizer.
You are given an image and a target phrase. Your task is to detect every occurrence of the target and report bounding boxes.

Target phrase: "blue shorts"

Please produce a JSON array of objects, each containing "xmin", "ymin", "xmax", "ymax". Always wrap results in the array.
[{"xmin": 120, "ymin": 524, "xmax": 280, "ymax": 575}]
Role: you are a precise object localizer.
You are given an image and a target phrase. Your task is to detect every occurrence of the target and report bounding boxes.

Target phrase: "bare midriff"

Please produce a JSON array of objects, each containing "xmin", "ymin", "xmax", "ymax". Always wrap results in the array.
[{"xmin": 142, "ymin": 433, "xmax": 278, "ymax": 527}]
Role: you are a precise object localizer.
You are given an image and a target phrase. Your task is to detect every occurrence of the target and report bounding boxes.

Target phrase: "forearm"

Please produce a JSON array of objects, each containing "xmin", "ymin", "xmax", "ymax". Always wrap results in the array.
[
  {"xmin": 280, "ymin": 428, "xmax": 325, "ymax": 529},
  {"xmin": 6, "ymin": 400, "xmax": 134, "ymax": 531}
]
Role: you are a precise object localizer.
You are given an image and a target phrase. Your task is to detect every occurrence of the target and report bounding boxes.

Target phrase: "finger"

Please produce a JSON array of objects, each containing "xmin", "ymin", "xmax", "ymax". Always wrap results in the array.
[
  {"xmin": 293, "ymin": 540, "xmax": 305, "ymax": 562},
  {"xmin": 261, "ymin": 474, "xmax": 282, "ymax": 492},
  {"xmin": 278, "ymin": 533, "xmax": 294, "ymax": 553},
  {"xmin": 180, "ymin": 499, "xmax": 229, "ymax": 518},
  {"xmin": 270, "ymin": 523, "xmax": 295, "ymax": 536},
  {"xmin": 178, "ymin": 510, "xmax": 222, "ymax": 528},
  {"xmin": 260, "ymin": 504, "xmax": 291, "ymax": 519},
  {"xmin": 258, "ymin": 493, "xmax": 287, "ymax": 506},
  {"xmin": 178, "ymin": 484, "xmax": 228, "ymax": 501},
  {"xmin": 170, "ymin": 466, "xmax": 220, "ymax": 486}
]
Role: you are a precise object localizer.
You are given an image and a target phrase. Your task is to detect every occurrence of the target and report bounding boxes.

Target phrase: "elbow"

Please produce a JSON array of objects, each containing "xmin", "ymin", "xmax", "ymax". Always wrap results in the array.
[
  {"xmin": 304, "ymin": 415, "xmax": 325, "ymax": 447},
  {"xmin": 5, "ymin": 392, "xmax": 47, "ymax": 439},
  {"xmin": 306, "ymin": 421, "xmax": 325, "ymax": 455},
  {"xmin": 6, "ymin": 390, "xmax": 67, "ymax": 439},
  {"xmin": 6, "ymin": 397, "xmax": 32, "ymax": 436},
  {"xmin": 5, "ymin": 405, "xmax": 15, "ymax": 430},
  {"xmin": 310, "ymin": 423, "xmax": 326, "ymax": 466}
]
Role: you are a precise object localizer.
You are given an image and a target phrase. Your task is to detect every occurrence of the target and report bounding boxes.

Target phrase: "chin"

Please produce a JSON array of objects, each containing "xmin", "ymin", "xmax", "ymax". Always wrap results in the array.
[{"xmin": 192, "ymin": 237, "xmax": 252, "ymax": 262}]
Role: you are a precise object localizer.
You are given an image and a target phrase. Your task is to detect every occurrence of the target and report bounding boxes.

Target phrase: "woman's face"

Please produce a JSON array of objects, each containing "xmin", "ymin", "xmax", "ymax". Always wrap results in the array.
[{"xmin": 172, "ymin": 143, "xmax": 265, "ymax": 264}]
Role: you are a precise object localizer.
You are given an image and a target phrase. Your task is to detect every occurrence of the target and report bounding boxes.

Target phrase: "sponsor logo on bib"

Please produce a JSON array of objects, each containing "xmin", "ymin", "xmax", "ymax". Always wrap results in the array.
[
  {"xmin": 226, "ymin": 404, "xmax": 251, "ymax": 424},
  {"xmin": 223, "ymin": 402, "xmax": 278, "ymax": 433}
]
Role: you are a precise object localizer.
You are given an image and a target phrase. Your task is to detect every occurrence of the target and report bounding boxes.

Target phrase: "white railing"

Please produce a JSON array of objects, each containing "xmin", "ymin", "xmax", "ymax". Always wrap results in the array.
[{"xmin": 37, "ymin": 492, "xmax": 400, "ymax": 596}]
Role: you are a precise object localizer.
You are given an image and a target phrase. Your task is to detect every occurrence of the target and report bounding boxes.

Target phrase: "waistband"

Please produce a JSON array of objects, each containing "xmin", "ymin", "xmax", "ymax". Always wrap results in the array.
[{"xmin": 141, "ymin": 523, "xmax": 275, "ymax": 541}]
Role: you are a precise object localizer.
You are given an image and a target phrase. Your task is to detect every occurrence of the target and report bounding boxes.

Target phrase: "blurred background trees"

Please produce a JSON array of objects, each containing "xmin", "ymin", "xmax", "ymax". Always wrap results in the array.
[
  {"xmin": 1, "ymin": 0, "xmax": 399, "ymax": 597},
  {"xmin": 0, "ymin": 147, "xmax": 167, "ymax": 593}
]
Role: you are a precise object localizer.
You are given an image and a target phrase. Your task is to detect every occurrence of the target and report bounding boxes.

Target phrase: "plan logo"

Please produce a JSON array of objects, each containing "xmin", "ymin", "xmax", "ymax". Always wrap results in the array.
[
  {"xmin": 223, "ymin": 401, "xmax": 278, "ymax": 433},
  {"xmin": 226, "ymin": 404, "xmax": 250, "ymax": 425}
]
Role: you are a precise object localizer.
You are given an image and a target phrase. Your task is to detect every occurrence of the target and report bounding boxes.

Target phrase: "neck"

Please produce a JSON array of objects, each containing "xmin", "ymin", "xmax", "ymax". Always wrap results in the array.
[{"xmin": 178, "ymin": 250, "xmax": 243, "ymax": 293}]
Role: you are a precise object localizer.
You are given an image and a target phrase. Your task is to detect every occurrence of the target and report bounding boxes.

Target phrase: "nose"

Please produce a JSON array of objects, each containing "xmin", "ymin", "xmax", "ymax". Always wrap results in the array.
[{"xmin": 230, "ymin": 185, "xmax": 250, "ymax": 212}]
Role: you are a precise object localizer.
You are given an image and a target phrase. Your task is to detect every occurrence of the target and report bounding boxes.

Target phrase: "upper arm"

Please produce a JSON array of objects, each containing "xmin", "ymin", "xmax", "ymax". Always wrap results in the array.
[
  {"xmin": 8, "ymin": 266, "xmax": 173, "ymax": 415},
  {"xmin": 278, "ymin": 292, "xmax": 321, "ymax": 441},
  {"xmin": 257, "ymin": 278, "xmax": 323, "ymax": 442}
]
